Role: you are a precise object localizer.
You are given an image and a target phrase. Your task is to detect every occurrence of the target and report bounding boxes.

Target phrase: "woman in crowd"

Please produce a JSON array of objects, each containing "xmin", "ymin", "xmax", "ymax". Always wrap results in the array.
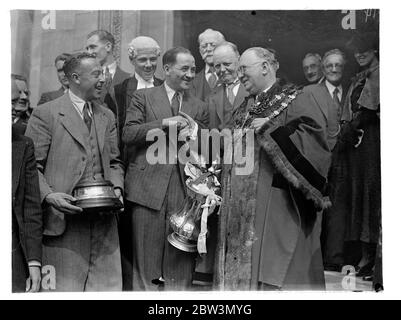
[{"xmin": 334, "ymin": 31, "xmax": 380, "ymax": 279}]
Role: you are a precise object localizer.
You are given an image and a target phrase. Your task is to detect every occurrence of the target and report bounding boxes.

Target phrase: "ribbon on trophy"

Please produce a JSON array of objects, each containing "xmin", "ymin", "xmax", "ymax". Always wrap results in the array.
[{"xmin": 197, "ymin": 193, "xmax": 221, "ymax": 254}]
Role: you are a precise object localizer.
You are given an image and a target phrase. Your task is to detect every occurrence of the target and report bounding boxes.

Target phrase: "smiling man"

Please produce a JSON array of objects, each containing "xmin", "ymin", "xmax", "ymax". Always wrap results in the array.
[
  {"xmin": 123, "ymin": 47, "xmax": 209, "ymax": 291},
  {"xmin": 115, "ymin": 36, "xmax": 164, "ymax": 149},
  {"xmin": 215, "ymin": 47, "xmax": 332, "ymax": 291},
  {"xmin": 208, "ymin": 42, "xmax": 248, "ymax": 130},
  {"xmin": 302, "ymin": 53, "xmax": 324, "ymax": 85},
  {"xmin": 25, "ymin": 52, "xmax": 124, "ymax": 292},
  {"xmin": 114, "ymin": 36, "xmax": 164, "ymax": 291},
  {"xmin": 86, "ymin": 30, "xmax": 130, "ymax": 138},
  {"xmin": 11, "ymin": 74, "xmax": 31, "ymax": 134}
]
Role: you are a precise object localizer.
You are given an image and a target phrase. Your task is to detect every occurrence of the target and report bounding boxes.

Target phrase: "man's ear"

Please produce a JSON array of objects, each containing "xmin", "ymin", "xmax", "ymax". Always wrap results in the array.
[
  {"xmin": 261, "ymin": 61, "xmax": 270, "ymax": 76},
  {"xmin": 70, "ymin": 73, "xmax": 80, "ymax": 85},
  {"xmin": 105, "ymin": 41, "xmax": 113, "ymax": 53},
  {"xmin": 163, "ymin": 64, "xmax": 170, "ymax": 76}
]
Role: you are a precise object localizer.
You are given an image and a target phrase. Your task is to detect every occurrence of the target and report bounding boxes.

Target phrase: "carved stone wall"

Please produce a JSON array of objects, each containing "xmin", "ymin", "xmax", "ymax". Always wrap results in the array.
[{"xmin": 98, "ymin": 10, "xmax": 123, "ymax": 64}]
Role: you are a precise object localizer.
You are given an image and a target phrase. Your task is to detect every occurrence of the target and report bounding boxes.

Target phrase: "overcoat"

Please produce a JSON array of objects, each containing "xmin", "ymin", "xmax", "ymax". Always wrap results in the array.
[{"xmin": 215, "ymin": 82, "xmax": 331, "ymax": 290}]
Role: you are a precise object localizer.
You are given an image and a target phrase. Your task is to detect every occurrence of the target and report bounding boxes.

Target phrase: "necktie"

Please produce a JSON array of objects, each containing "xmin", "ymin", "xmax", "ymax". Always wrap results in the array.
[
  {"xmin": 83, "ymin": 102, "xmax": 92, "ymax": 131},
  {"xmin": 333, "ymin": 87, "xmax": 342, "ymax": 121},
  {"xmin": 171, "ymin": 92, "xmax": 180, "ymax": 116},
  {"xmin": 207, "ymin": 67, "xmax": 217, "ymax": 89},
  {"xmin": 226, "ymin": 83, "xmax": 236, "ymax": 105},
  {"xmin": 104, "ymin": 66, "xmax": 112, "ymax": 92}
]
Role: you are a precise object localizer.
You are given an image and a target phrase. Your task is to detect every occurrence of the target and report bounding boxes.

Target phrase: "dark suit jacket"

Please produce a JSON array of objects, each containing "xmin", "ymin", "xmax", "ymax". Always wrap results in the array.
[
  {"xmin": 303, "ymin": 82, "xmax": 345, "ymax": 151},
  {"xmin": 12, "ymin": 128, "xmax": 43, "ymax": 268},
  {"xmin": 25, "ymin": 93, "xmax": 124, "ymax": 236},
  {"xmin": 37, "ymin": 87, "xmax": 65, "ymax": 106},
  {"xmin": 190, "ymin": 68, "xmax": 215, "ymax": 102},
  {"xmin": 101, "ymin": 66, "xmax": 131, "ymax": 139},
  {"xmin": 207, "ymin": 83, "xmax": 248, "ymax": 130},
  {"xmin": 114, "ymin": 75, "xmax": 163, "ymax": 144},
  {"xmin": 122, "ymin": 85, "xmax": 209, "ymax": 211}
]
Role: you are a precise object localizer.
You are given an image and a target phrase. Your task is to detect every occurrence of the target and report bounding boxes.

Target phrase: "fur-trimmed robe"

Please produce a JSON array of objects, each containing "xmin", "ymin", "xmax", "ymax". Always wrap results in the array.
[{"xmin": 214, "ymin": 82, "xmax": 332, "ymax": 290}]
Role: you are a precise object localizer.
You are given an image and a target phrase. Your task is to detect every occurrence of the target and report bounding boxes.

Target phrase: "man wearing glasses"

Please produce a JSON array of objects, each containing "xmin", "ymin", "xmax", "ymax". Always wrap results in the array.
[
  {"xmin": 190, "ymin": 28, "xmax": 225, "ymax": 101},
  {"xmin": 123, "ymin": 47, "xmax": 209, "ymax": 290},
  {"xmin": 215, "ymin": 47, "xmax": 331, "ymax": 291}
]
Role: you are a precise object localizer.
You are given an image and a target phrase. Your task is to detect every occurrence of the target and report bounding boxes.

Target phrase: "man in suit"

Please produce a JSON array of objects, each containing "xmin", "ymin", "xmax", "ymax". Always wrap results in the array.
[
  {"xmin": 302, "ymin": 53, "xmax": 324, "ymax": 86},
  {"xmin": 193, "ymin": 41, "xmax": 248, "ymax": 286},
  {"xmin": 190, "ymin": 28, "xmax": 225, "ymax": 101},
  {"xmin": 25, "ymin": 52, "xmax": 124, "ymax": 291},
  {"xmin": 215, "ymin": 47, "xmax": 331, "ymax": 290},
  {"xmin": 115, "ymin": 36, "xmax": 164, "ymax": 148},
  {"xmin": 208, "ymin": 42, "xmax": 248, "ymax": 130},
  {"xmin": 37, "ymin": 53, "xmax": 71, "ymax": 106},
  {"xmin": 114, "ymin": 36, "xmax": 164, "ymax": 291},
  {"xmin": 303, "ymin": 49, "xmax": 346, "ymax": 272},
  {"xmin": 12, "ymin": 80, "xmax": 43, "ymax": 292},
  {"xmin": 86, "ymin": 30, "xmax": 131, "ymax": 140},
  {"xmin": 123, "ymin": 47, "xmax": 209, "ymax": 290},
  {"xmin": 12, "ymin": 74, "xmax": 31, "ymax": 135}
]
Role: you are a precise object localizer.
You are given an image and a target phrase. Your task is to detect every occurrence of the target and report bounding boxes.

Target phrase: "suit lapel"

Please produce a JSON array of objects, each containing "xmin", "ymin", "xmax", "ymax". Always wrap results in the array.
[
  {"xmin": 58, "ymin": 94, "xmax": 88, "ymax": 150},
  {"xmin": 310, "ymin": 83, "xmax": 330, "ymax": 121},
  {"xmin": 214, "ymin": 86, "xmax": 225, "ymax": 124},
  {"xmin": 233, "ymin": 83, "xmax": 248, "ymax": 111},
  {"xmin": 12, "ymin": 138, "xmax": 25, "ymax": 198},
  {"xmin": 181, "ymin": 91, "xmax": 198, "ymax": 119},
  {"xmin": 150, "ymin": 85, "xmax": 173, "ymax": 120}
]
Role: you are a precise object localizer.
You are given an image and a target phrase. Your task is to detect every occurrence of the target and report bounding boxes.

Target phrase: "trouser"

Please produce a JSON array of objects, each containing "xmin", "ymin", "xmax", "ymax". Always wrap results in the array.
[
  {"xmin": 130, "ymin": 166, "xmax": 197, "ymax": 291},
  {"xmin": 41, "ymin": 213, "xmax": 122, "ymax": 292}
]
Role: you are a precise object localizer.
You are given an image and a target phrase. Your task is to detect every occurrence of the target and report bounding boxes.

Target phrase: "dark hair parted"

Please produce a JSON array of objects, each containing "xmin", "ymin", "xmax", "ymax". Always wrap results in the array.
[
  {"xmin": 87, "ymin": 30, "xmax": 115, "ymax": 50},
  {"xmin": 63, "ymin": 52, "xmax": 97, "ymax": 79},
  {"xmin": 55, "ymin": 53, "xmax": 72, "ymax": 66},
  {"xmin": 162, "ymin": 47, "xmax": 192, "ymax": 66}
]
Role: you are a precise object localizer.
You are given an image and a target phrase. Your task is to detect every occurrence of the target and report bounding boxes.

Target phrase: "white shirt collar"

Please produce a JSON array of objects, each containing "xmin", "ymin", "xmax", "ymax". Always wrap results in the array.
[
  {"xmin": 226, "ymin": 78, "xmax": 241, "ymax": 96},
  {"xmin": 104, "ymin": 61, "xmax": 117, "ymax": 78},
  {"xmin": 164, "ymin": 82, "xmax": 183, "ymax": 105},
  {"xmin": 135, "ymin": 72, "xmax": 155, "ymax": 90},
  {"xmin": 325, "ymin": 80, "xmax": 343, "ymax": 100},
  {"xmin": 68, "ymin": 89, "xmax": 92, "ymax": 119}
]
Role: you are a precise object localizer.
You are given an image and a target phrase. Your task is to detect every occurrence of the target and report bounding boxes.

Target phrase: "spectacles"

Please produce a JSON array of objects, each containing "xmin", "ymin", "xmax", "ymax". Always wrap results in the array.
[{"xmin": 238, "ymin": 61, "xmax": 265, "ymax": 74}]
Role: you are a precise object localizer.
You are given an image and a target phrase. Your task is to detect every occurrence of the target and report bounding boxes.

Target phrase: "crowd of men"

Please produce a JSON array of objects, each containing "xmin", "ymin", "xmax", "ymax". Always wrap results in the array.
[{"xmin": 11, "ymin": 27, "xmax": 381, "ymax": 292}]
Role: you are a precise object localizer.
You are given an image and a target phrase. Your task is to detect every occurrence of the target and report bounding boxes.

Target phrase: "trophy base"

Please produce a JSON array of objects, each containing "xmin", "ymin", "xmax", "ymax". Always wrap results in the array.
[
  {"xmin": 75, "ymin": 198, "xmax": 123, "ymax": 213},
  {"xmin": 168, "ymin": 233, "xmax": 197, "ymax": 253}
]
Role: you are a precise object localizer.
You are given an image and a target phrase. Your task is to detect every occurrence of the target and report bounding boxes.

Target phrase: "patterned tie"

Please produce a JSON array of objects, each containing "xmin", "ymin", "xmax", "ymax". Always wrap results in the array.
[
  {"xmin": 207, "ymin": 67, "xmax": 217, "ymax": 89},
  {"xmin": 171, "ymin": 92, "xmax": 180, "ymax": 116},
  {"xmin": 104, "ymin": 66, "xmax": 112, "ymax": 92},
  {"xmin": 333, "ymin": 87, "xmax": 342, "ymax": 121},
  {"xmin": 83, "ymin": 102, "xmax": 92, "ymax": 131}
]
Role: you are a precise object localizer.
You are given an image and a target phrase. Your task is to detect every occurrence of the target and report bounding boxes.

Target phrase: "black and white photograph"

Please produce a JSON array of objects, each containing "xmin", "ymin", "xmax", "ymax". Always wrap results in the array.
[{"xmin": 3, "ymin": 0, "xmax": 399, "ymax": 302}]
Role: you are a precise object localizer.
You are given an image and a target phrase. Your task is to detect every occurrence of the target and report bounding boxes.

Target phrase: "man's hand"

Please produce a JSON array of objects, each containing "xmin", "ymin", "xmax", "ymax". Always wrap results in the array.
[
  {"xmin": 45, "ymin": 192, "xmax": 83, "ymax": 215},
  {"xmin": 162, "ymin": 116, "xmax": 189, "ymax": 130},
  {"xmin": 114, "ymin": 188, "xmax": 124, "ymax": 212},
  {"xmin": 354, "ymin": 129, "xmax": 364, "ymax": 148},
  {"xmin": 25, "ymin": 266, "xmax": 41, "ymax": 293},
  {"xmin": 251, "ymin": 118, "xmax": 268, "ymax": 132}
]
